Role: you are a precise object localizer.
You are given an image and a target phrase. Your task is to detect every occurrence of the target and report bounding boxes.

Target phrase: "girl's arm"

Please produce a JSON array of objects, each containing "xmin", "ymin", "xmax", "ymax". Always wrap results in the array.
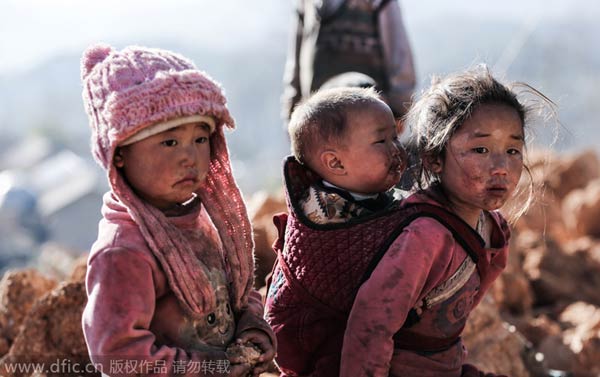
[
  {"xmin": 82, "ymin": 247, "xmax": 247, "ymax": 377},
  {"xmin": 339, "ymin": 218, "xmax": 453, "ymax": 377}
]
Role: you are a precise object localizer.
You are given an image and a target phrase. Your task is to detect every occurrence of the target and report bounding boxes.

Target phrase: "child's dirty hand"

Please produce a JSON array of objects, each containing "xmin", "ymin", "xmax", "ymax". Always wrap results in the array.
[
  {"xmin": 226, "ymin": 341, "xmax": 261, "ymax": 365},
  {"xmin": 234, "ymin": 329, "xmax": 276, "ymax": 376}
]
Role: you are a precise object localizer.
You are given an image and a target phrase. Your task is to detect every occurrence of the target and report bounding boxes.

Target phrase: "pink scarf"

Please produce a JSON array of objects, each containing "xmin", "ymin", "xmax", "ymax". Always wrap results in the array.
[{"xmin": 108, "ymin": 126, "xmax": 254, "ymax": 319}]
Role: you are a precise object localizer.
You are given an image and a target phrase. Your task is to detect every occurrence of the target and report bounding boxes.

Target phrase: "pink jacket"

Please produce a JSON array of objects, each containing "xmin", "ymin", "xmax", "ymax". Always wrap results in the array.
[
  {"xmin": 82, "ymin": 193, "xmax": 274, "ymax": 377},
  {"xmin": 340, "ymin": 191, "xmax": 510, "ymax": 377}
]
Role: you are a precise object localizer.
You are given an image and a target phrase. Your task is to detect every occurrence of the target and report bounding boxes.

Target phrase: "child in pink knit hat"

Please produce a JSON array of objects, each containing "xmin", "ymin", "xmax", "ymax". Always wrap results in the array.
[{"xmin": 80, "ymin": 44, "xmax": 275, "ymax": 377}]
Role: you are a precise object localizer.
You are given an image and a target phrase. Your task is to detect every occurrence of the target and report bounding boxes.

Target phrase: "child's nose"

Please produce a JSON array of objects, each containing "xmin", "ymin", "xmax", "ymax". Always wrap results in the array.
[
  {"xmin": 180, "ymin": 145, "xmax": 197, "ymax": 167},
  {"xmin": 490, "ymin": 154, "xmax": 508, "ymax": 175}
]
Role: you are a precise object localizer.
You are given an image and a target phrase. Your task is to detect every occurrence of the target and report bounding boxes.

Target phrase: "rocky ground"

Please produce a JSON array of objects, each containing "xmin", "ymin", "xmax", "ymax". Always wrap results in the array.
[{"xmin": 1, "ymin": 149, "xmax": 600, "ymax": 376}]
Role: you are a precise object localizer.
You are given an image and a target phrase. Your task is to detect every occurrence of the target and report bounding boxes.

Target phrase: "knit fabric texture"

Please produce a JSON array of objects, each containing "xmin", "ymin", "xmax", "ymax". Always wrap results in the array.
[
  {"xmin": 81, "ymin": 44, "xmax": 254, "ymax": 318},
  {"xmin": 280, "ymin": 157, "xmax": 404, "ymax": 312}
]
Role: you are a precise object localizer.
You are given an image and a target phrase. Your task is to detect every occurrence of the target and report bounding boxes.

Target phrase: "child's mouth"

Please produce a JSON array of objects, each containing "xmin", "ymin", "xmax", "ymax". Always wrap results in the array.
[
  {"xmin": 388, "ymin": 164, "xmax": 401, "ymax": 175},
  {"xmin": 486, "ymin": 186, "xmax": 507, "ymax": 197},
  {"xmin": 390, "ymin": 159, "xmax": 405, "ymax": 174},
  {"xmin": 175, "ymin": 175, "xmax": 198, "ymax": 186}
]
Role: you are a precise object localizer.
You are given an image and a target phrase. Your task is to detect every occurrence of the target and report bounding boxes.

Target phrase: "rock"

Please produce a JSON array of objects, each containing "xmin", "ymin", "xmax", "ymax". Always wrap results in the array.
[
  {"xmin": 559, "ymin": 302, "xmax": 600, "ymax": 376},
  {"xmin": 68, "ymin": 255, "xmax": 88, "ymax": 284},
  {"xmin": 512, "ymin": 149, "xmax": 600, "ymax": 241},
  {"xmin": 545, "ymin": 149, "xmax": 600, "ymax": 199},
  {"xmin": 34, "ymin": 243, "xmax": 81, "ymax": 282},
  {"xmin": 0, "ymin": 281, "xmax": 97, "ymax": 377},
  {"xmin": 536, "ymin": 335, "xmax": 578, "ymax": 373},
  {"xmin": 491, "ymin": 268, "xmax": 534, "ymax": 316},
  {"xmin": 509, "ymin": 150, "xmax": 565, "ymax": 240},
  {"xmin": 463, "ymin": 295, "xmax": 576, "ymax": 377},
  {"xmin": 247, "ymin": 190, "xmax": 286, "ymax": 289},
  {"xmin": 513, "ymin": 190, "xmax": 567, "ymax": 242},
  {"xmin": 0, "ymin": 269, "xmax": 57, "ymax": 343},
  {"xmin": 519, "ymin": 231, "xmax": 600, "ymax": 307},
  {"xmin": 518, "ymin": 231, "xmax": 569, "ymax": 306},
  {"xmin": 0, "ymin": 337, "xmax": 8, "ymax": 357},
  {"xmin": 247, "ymin": 190, "xmax": 287, "ymax": 222},
  {"xmin": 563, "ymin": 178, "xmax": 600, "ymax": 237},
  {"xmin": 463, "ymin": 295, "xmax": 531, "ymax": 377},
  {"xmin": 226, "ymin": 342, "xmax": 261, "ymax": 366},
  {"xmin": 575, "ymin": 336, "xmax": 600, "ymax": 377},
  {"xmin": 252, "ymin": 225, "xmax": 276, "ymax": 289},
  {"xmin": 513, "ymin": 315, "xmax": 562, "ymax": 348}
]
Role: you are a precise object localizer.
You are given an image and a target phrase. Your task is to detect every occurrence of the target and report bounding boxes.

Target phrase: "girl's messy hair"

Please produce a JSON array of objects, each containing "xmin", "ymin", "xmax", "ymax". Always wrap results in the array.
[{"xmin": 404, "ymin": 64, "xmax": 557, "ymax": 223}]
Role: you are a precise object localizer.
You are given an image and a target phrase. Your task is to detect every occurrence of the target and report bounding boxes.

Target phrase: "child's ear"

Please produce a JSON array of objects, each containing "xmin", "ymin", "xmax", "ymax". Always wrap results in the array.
[
  {"xmin": 113, "ymin": 148, "xmax": 125, "ymax": 168},
  {"xmin": 423, "ymin": 153, "xmax": 443, "ymax": 174},
  {"xmin": 320, "ymin": 150, "xmax": 346, "ymax": 176}
]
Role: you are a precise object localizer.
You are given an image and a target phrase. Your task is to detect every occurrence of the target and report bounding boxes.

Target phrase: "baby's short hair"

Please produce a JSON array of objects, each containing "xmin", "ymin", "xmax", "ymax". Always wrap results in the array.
[{"xmin": 289, "ymin": 86, "xmax": 383, "ymax": 167}]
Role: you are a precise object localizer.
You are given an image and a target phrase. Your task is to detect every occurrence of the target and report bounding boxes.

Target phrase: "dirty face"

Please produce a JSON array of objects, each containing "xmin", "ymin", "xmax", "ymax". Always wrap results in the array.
[
  {"xmin": 334, "ymin": 101, "xmax": 406, "ymax": 194},
  {"xmin": 180, "ymin": 269, "xmax": 235, "ymax": 349},
  {"xmin": 434, "ymin": 102, "xmax": 524, "ymax": 224},
  {"xmin": 114, "ymin": 121, "xmax": 212, "ymax": 211}
]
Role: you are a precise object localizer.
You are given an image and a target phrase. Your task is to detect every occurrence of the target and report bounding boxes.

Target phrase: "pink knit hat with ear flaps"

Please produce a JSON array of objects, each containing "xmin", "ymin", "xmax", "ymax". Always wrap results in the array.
[{"xmin": 81, "ymin": 43, "xmax": 254, "ymax": 318}]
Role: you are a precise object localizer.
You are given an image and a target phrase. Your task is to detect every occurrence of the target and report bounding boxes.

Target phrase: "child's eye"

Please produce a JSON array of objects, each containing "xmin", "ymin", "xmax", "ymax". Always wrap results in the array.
[
  {"xmin": 473, "ymin": 147, "xmax": 488, "ymax": 154},
  {"xmin": 374, "ymin": 139, "xmax": 386, "ymax": 144},
  {"xmin": 196, "ymin": 136, "xmax": 209, "ymax": 144},
  {"xmin": 507, "ymin": 148, "xmax": 521, "ymax": 155},
  {"xmin": 161, "ymin": 139, "xmax": 178, "ymax": 147}
]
